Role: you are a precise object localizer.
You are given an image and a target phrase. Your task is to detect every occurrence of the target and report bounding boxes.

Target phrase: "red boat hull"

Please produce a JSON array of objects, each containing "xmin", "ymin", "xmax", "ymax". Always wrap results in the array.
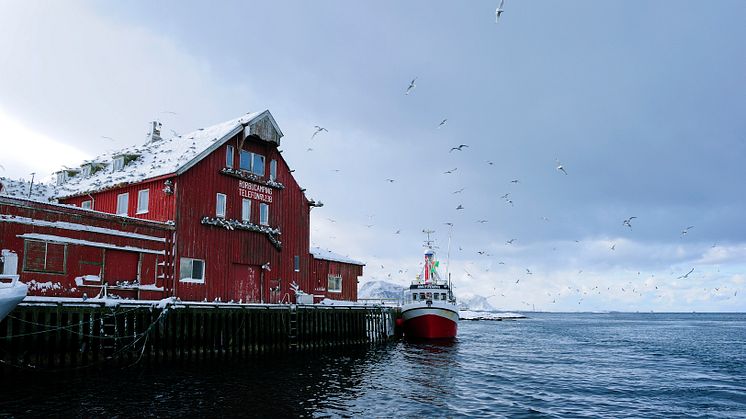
[{"xmin": 402, "ymin": 308, "xmax": 458, "ymax": 339}]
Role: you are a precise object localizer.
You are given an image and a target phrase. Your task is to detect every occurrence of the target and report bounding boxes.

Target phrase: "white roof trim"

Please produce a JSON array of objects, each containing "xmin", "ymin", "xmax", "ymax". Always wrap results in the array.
[
  {"xmin": 1, "ymin": 215, "xmax": 166, "ymax": 242},
  {"xmin": 17, "ymin": 233, "xmax": 165, "ymax": 255}
]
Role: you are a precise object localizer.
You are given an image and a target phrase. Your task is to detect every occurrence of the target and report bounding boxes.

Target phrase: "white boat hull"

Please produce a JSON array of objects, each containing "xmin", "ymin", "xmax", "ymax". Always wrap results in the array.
[{"xmin": 0, "ymin": 277, "xmax": 27, "ymax": 321}]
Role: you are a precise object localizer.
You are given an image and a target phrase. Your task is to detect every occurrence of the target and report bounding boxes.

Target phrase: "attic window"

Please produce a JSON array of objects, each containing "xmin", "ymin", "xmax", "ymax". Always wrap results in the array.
[
  {"xmin": 55, "ymin": 169, "xmax": 78, "ymax": 186},
  {"xmin": 113, "ymin": 157, "xmax": 125, "ymax": 172},
  {"xmin": 80, "ymin": 162, "xmax": 104, "ymax": 177},
  {"xmin": 56, "ymin": 172, "xmax": 67, "ymax": 186}
]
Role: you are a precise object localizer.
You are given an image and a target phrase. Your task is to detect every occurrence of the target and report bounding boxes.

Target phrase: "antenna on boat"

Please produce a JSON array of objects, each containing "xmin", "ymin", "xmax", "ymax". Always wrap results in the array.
[{"xmin": 422, "ymin": 229, "xmax": 435, "ymax": 249}]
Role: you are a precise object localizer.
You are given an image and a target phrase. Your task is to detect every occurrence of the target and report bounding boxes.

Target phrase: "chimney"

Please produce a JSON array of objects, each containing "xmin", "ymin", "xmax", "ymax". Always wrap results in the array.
[{"xmin": 150, "ymin": 120, "xmax": 162, "ymax": 142}]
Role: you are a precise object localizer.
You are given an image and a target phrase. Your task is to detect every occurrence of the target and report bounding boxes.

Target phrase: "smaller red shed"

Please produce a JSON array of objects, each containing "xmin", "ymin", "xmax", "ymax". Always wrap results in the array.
[{"xmin": 310, "ymin": 247, "xmax": 365, "ymax": 302}]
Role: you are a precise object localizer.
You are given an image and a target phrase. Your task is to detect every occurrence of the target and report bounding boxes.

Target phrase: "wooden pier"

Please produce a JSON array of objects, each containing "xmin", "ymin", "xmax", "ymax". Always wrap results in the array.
[{"xmin": 0, "ymin": 301, "xmax": 399, "ymax": 370}]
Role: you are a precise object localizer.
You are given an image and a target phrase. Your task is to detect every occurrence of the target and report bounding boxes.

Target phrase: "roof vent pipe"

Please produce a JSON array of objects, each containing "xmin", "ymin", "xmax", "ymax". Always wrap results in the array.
[{"xmin": 150, "ymin": 121, "xmax": 162, "ymax": 142}]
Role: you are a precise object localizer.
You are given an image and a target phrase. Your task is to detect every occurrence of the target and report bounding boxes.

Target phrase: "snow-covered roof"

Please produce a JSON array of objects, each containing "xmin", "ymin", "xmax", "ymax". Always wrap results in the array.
[
  {"xmin": 54, "ymin": 110, "xmax": 281, "ymax": 198},
  {"xmin": 310, "ymin": 247, "xmax": 365, "ymax": 266},
  {"xmin": 0, "ymin": 176, "xmax": 57, "ymax": 202}
]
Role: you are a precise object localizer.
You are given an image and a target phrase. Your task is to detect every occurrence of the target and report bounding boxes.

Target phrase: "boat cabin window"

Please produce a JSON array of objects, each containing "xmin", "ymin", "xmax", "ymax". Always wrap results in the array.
[
  {"xmin": 412, "ymin": 293, "xmax": 417, "ymax": 301},
  {"xmin": 434, "ymin": 293, "xmax": 440, "ymax": 301},
  {"xmin": 426, "ymin": 292, "xmax": 432, "ymax": 300},
  {"xmin": 420, "ymin": 293, "xmax": 426, "ymax": 300}
]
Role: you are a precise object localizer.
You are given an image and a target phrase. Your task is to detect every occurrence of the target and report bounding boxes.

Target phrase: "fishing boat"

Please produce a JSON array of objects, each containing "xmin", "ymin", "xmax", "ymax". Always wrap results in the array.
[
  {"xmin": 400, "ymin": 233, "xmax": 459, "ymax": 339},
  {"xmin": 0, "ymin": 275, "xmax": 27, "ymax": 322}
]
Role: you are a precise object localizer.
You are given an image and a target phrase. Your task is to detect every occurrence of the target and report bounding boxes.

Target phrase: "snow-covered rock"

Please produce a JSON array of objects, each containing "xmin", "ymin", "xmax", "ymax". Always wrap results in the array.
[
  {"xmin": 459, "ymin": 310, "xmax": 526, "ymax": 320},
  {"xmin": 456, "ymin": 294, "xmax": 495, "ymax": 311},
  {"xmin": 358, "ymin": 280, "xmax": 404, "ymax": 300}
]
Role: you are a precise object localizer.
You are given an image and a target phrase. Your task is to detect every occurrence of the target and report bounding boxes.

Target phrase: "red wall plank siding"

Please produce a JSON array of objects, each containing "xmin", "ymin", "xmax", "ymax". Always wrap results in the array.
[
  {"xmin": 311, "ymin": 257, "xmax": 363, "ymax": 302},
  {"xmin": 173, "ymin": 133, "xmax": 312, "ymax": 303},
  {"xmin": 60, "ymin": 177, "xmax": 176, "ymax": 223},
  {"xmin": 0, "ymin": 196, "xmax": 173, "ymax": 298}
]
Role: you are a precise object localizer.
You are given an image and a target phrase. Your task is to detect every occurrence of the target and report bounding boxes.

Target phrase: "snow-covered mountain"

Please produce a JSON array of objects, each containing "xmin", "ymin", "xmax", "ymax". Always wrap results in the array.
[
  {"xmin": 456, "ymin": 294, "xmax": 495, "ymax": 312},
  {"xmin": 358, "ymin": 280, "xmax": 404, "ymax": 300}
]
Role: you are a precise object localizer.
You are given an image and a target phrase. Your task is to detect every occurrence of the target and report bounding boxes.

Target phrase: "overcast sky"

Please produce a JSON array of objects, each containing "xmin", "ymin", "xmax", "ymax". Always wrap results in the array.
[{"xmin": 1, "ymin": 1, "xmax": 744, "ymax": 312}]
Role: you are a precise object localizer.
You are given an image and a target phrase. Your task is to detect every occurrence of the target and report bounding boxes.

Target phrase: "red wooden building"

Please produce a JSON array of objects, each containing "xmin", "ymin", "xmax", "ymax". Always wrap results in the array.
[{"xmin": 0, "ymin": 110, "xmax": 364, "ymax": 303}]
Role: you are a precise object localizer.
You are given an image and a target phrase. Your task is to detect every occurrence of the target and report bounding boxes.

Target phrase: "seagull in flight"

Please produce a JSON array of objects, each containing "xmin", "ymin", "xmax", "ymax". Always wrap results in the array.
[
  {"xmin": 623, "ymin": 216, "xmax": 637, "ymax": 229},
  {"xmin": 500, "ymin": 193, "xmax": 510, "ymax": 200},
  {"xmin": 385, "ymin": 178, "xmax": 395, "ymax": 183},
  {"xmin": 476, "ymin": 219, "xmax": 488, "ymax": 224},
  {"xmin": 506, "ymin": 238, "xmax": 516, "ymax": 245},
  {"xmin": 495, "ymin": 0, "xmax": 506, "ymax": 23},
  {"xmin": 555, "ymin": 159, "xmax": 568, "ymax": 175},
  {"xmin": 437, "ymin": 119, "xmax": 448, "ymax": 129},
  {"xmin": 510, "ymin": 179, "xmax": 520, "ymax": 184},
  {"xmin": 677, "ymin": 268, "xmax": 694, "ymax": 279},
  {"xmin": 525, "ymin": 268, "xmax": 532, "ymax": 275},
  {"xmin": 452, "ymin": 187, "xmax": 466, "ymax": 194},
  {"xmin": 610, "ymin": 244, "xmax": 616, "ymax": 251},
  {"xmin": 450, "ymin": 144, "xmax": 469, "ymax": 152},
  {"xmin": 456, "ymin": 204, "xmax": 464, "ymax": 210},
  {"xmin": 680, "ymin": 226, "xmax": 694, "ymax": 237},
  {"xmin": 443, "ymin": 168, "xmax": 458, "ymax": 174},
  {"xmin": 311, "ymin": 126, "xmax": 328, "ymax": 140},
  {"xmin": 405, "ymin": 77, "xmax": 417, "ymax": 95}
]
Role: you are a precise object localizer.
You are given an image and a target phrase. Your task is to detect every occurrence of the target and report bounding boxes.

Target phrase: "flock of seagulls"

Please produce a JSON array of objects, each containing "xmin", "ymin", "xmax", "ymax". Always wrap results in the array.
[{"xmin": 303, "ymin": 0, "xmax": 738, "ymax": 310}]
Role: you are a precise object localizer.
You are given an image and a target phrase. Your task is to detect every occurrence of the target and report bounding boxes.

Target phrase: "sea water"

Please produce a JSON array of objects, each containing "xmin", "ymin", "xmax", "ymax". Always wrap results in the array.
[{"xmin": 1, "ymin": 312, "xmax": 744, "ymax": 418}]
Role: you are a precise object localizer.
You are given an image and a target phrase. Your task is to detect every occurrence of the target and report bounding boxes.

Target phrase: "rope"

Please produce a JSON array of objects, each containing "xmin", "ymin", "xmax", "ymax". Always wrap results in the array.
[{"xmin": 0, "ymin": 303, "xmax": 172, "ymax": 372}]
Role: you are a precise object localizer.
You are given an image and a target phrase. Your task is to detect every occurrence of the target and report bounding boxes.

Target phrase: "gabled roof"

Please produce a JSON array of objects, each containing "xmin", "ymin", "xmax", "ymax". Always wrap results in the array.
[
  {"xmin": 55, "ymin": 110, "xmax": 282, "ymax": 199},
  {"xmin": 0, "ymin": 176, "xmax": 57, "ymax": 202}
]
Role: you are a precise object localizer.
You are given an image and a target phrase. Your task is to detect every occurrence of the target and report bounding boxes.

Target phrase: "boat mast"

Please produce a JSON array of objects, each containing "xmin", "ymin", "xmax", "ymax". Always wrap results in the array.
[
  {"xmin": 445, "ymin": 223, "xmax": 453, "ymax": 281},
  {"xmin": 422, "ymin": 229, "xmax": 435, "ymax": 284}
]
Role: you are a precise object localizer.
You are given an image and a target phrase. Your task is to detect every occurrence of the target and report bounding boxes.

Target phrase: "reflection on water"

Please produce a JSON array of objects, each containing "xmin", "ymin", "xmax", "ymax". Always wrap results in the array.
[{"xmin": 1, "ymin": 313, "xmax": 745, "ymax": 418}]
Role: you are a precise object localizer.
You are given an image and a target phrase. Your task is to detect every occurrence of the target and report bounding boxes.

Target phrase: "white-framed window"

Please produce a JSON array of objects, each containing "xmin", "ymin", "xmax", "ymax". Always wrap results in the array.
[
  {"xmin": 136, "ymin": 189, "xmax": 149, "ymax": 214},
  {"xmin": 81, "ymin": 165, "xmax": 91, "ymax": 177},
  {"xmin": 112, "ymin": 157, "xmax": 125, "ymax": 172},
  {"xmin": 179, "ymin": 257, "xmax": 205, "ymax": 283},
  {"xmin": 294, "ymin": 255, "xmax": 300, "ymax": 272},
  {"xmin": 238, "ymin": 150, "xmax": 266, "ymax": 176},
  {"xmin": 116, "ymin": 193, "xmax": 129, "ymax": 216},
  {"xmin": 241, "ymin": 198, "xmax": 251, "ymax": 222},
  {"xmin": 239, "ymin": 150, "xmax": 251, "ymax": 171},
  {"xmin": 269, "ymin": 159, "xmax": 277, "ymax": 181},
  {"xmin": 327, "ymin": 274, "xmax": 342, "ymax": 293},
  {"xmin": 216, "ymin": 193, "xmax": 227, "ymax": 218},
  {"xmin": 259, "ymin": 203, "xmax": 269, "ymax": 226},
  {"xmin": 226, "ymin": 145, "xmax": 234, "ymax": 168},
  {"xmin": 81, "ymin": 200, "xmax": 92, "ymax": 210},
  {"xmin": 252, "ymin": 153, "xmax": 265, "ymax": 176}
]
